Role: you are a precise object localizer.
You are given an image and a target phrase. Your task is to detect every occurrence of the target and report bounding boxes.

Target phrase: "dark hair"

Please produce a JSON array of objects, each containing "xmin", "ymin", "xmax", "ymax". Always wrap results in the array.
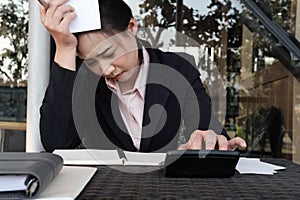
[{"xmin": 98, "ymin": 0, "xmax": 133, "ymax": 33}]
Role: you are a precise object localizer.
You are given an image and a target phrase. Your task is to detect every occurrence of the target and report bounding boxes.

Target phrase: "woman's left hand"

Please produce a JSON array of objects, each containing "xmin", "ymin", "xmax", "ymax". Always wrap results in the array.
[{"xmin": 178, "ymin": 130, "xmax": 247, "ymax": 151}]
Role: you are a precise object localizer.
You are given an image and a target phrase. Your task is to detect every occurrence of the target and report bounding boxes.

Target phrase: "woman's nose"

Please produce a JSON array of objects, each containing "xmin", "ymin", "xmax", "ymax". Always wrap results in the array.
[{"xmin": 102, "ymin": 65, "xmax": 115, "ymax": 77}]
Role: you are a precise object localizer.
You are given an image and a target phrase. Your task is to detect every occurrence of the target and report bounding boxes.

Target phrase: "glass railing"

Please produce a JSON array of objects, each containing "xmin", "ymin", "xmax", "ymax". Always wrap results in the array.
[{"xmin": 125, "ymin": 0, "xmax": 300, "ymax": 159}]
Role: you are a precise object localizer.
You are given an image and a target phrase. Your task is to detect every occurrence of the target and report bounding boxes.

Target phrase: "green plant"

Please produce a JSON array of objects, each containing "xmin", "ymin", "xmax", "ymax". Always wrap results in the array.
[
  {"xmin": 0, "ymin": 0, "xmax": 29, "ymax": 86},
  {"xmin": 243, "ymin": 106, "xmax": 284, "ymax": 157}
]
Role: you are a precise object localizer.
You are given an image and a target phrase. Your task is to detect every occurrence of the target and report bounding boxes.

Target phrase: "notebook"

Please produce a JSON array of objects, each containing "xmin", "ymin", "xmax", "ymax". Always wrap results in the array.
[
  {"xmin": 53, "ymin": 149, "xmax": 166, "ymax": 166},
  {"xmin": 0, "ymin": 152, "xmax": 63, "ymax": 198}
]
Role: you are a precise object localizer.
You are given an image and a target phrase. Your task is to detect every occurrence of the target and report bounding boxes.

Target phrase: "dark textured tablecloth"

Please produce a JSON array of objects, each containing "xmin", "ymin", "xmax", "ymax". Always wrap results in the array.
[{"xmin": 77, "ymin": 158, "xmax": 300, "ymax": 199}]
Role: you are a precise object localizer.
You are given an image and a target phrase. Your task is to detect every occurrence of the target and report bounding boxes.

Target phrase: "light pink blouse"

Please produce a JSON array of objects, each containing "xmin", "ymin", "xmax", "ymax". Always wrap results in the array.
[{"xmin": 105, "ymin": 47, "xmax": 150, "ymax": 150}]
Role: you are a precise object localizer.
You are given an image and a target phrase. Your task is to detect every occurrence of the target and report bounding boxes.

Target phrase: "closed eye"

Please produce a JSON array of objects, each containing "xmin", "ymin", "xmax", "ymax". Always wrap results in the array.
[{"xmin": 104, "ymin": 51, "xmax": 115, "ymax": 58}]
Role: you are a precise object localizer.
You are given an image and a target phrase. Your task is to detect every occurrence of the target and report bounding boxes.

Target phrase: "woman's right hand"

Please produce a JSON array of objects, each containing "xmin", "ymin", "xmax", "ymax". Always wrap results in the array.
[{"xmin": 40, "ymin": 0, "xmax": 77, "ymax": 71}]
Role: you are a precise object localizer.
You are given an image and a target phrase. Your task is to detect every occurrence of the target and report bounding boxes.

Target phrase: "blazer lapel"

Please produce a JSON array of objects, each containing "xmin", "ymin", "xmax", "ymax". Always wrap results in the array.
[
  {"xmin": 140, "ymin": 49, "xmax": 171, "ymax": 152},
  {"xmin": 95, "ymin": 78, "xmax": 136, "ymax": 151}
]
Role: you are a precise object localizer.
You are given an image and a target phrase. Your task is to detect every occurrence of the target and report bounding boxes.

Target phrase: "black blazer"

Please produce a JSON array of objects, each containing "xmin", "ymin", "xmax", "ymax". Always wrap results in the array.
[{"xmin": 40, "ymin": 48, "xmax": 229, "ymax": 152}]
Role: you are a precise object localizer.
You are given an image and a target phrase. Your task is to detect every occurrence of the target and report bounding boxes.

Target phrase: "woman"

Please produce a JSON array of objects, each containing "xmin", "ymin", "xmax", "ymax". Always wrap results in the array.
[{"xmin": 39, "ymin": 0, "xmax": 246, "ymax": 152}]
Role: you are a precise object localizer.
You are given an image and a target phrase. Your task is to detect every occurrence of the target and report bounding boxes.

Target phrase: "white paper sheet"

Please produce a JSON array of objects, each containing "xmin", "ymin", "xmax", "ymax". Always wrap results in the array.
[
  {"xmin": 34, "ymin": 166, "xmax": 97, "ymax": 200},
  {"xmin": 65, "ymin": 0, "xmax": 101, "ymax": 33},
  {"xmin": 236, "ymin": 157, "xmax": 286, "ymax": 175}
]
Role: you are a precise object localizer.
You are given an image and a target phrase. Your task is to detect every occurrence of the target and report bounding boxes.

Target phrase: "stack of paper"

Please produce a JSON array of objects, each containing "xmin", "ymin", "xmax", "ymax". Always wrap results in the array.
[
  {"xmin": 0, "ymin": 175, "xmax": 28, "ymax": 192},
  {"xmin": 236, "ymin": 157, "xmax": 286, "ymax": 175}
]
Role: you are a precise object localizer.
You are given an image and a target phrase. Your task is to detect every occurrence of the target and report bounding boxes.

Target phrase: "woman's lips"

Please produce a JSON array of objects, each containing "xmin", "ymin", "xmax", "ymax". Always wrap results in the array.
[{"xmin": 113, "ymin": 72, "xmax": 124, "ymax": 81}]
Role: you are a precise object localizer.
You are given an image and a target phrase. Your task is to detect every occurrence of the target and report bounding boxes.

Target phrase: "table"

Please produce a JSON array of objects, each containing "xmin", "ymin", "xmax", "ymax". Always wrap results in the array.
[{"xmin": 77, "ymin": 158, "xmax": 300, "ymax": 199}]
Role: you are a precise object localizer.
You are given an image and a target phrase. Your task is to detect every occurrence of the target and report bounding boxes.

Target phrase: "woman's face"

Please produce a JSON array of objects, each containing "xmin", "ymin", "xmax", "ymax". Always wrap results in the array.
[{"xmin": 77, "ymin": 28, "xmax": 139, "ymax": 82}]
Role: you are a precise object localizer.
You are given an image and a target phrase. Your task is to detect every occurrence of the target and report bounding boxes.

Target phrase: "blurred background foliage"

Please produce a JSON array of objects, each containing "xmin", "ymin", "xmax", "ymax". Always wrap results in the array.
[{"xmin": 0, "ymin": 0, "xmax": 28, "ymax": 87}]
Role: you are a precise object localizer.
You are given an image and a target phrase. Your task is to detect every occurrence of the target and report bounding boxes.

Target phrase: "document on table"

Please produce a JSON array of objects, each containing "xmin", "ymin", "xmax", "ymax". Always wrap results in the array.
[
  {"xmin": 53, "ymin": 149, "xmax": 166, "ymax": 166},
  {"xmin": 34, "ymin": 166, "xmax": 97, "ymax": 200},
  {"xmin": 236, "ymin": 157, "xmax": 286, "ymax": 175},
  {"xmin": 65, "ymin": 0, "xmax": 101, "ymax": 33}
]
